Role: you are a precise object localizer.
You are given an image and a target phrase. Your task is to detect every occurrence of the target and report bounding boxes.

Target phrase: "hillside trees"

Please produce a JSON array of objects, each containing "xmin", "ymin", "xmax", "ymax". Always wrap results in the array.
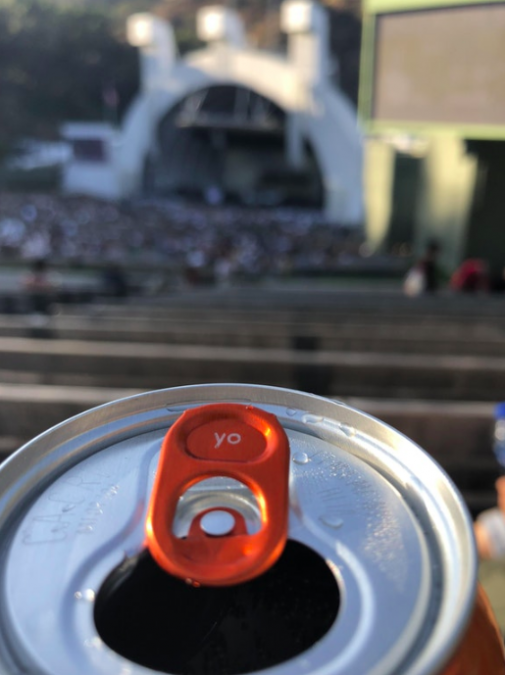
[
  {"xmin": 0, "ymin": 0, "xmax": 361, "ymax": 159},
  {"xmin": 0, "ymin": 0, "xmax": 139, "ymax": 157}
]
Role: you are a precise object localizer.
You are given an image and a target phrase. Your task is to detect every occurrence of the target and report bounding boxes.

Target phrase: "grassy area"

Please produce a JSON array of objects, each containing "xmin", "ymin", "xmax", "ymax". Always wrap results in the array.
[{"xmin": 0, "ymin": 166, "xmax": 61, "ymax": 192}]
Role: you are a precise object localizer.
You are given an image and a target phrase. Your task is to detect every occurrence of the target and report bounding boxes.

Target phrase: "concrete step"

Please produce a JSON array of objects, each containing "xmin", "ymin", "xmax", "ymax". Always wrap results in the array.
[
  {"xmin": 48, "ymin": 285, "xmax": 505, "ymax": 323},
  {"xmin": 0, "ymin": 384, "xmax": 143, "ymax": 439},
  {"xmin": 57, "ymin": 303, "xmax": 505, "ymax": 328},
  {"xmin": 1, "ymin": 337, "xmax": 505, "ymax": 399},
  {"xmin": 75, "ymin": 287, "xmax": 505, "ymax": 314},
  {"xmin": 2, "ymin": 316, "xmax": 505, "ymax": 356},
  {"xmin": 349, "ymin": 398, "xmax": 494, "ymax": 459}
]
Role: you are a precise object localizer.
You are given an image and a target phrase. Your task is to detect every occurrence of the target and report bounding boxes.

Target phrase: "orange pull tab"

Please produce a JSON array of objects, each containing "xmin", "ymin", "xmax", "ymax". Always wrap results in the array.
[{"xmin": 145, "ymin": 403, "xmax": 290, "ymax": 586}]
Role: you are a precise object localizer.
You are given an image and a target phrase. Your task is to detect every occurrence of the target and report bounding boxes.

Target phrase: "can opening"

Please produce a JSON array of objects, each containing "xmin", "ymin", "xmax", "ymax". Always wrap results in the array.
[{"xmin": 94, "ymin": 540, "xmax": 340, "ymax": 674}]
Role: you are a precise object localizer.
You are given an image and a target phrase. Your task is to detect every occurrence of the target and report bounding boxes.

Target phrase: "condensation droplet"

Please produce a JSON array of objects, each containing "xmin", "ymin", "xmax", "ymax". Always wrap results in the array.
[
  {"xmin": 293, "ymin": 452, "xmax": 310, "ymax": 465},
  {"xmin": 340, "ymin": 424, "xmax": 356, "ymax": 437},
  {"xmin": 75, "ymin": 589, "xmax": 95, "ymax": 601},
  {"xmin": 61, "ymin": 504, "xmax": 75, "ymax": 512},
  {"xmin": 286, "ymin": 407, "xmax": 298, "ymax": 417},
  {"xmin": 320, "ymin": 515, "xmax": 344, "ymax": 529},
  {"xmin": 302, "ymin": 414, "xmax": 324, "ymax": 425},
  {"xmin": 85, "ymin": 636, "xmax": 103, "ymax": 649},
  {"xmin": 78, "ymin": 525, "xmax": 94, "ymax": 533}
]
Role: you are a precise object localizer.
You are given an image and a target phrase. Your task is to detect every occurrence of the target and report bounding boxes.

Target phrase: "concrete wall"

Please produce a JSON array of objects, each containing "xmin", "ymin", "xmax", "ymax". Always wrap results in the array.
[
  {"xmin": 364, "ymin": 136, "xmax": 477, "ymax": 271},
  {"xmin": 364, "ymin": 138, "xmax": 395, "ymax": 252},
  {"xmin": 413, "ymin": 137, "xmax": 477, "ymax": 274}
]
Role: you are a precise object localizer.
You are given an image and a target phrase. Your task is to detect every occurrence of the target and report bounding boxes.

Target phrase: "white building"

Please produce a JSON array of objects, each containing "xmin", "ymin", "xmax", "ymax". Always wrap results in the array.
[{"xmin": 61, "ymin": 1, "xmax": 363, "ymax": 226}]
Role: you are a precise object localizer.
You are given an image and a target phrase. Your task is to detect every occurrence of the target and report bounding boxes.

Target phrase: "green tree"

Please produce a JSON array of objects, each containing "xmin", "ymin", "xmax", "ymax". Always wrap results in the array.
[{"xmin": 0, "ymin": 0, "xmax": 139, "ymax": 157}]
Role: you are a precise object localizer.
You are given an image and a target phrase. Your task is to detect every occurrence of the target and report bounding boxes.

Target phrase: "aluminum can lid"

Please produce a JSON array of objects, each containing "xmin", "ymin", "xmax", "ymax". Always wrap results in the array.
[{"xmin": 0, "ymin": 384, "xmax": 476, "ymax": 675}]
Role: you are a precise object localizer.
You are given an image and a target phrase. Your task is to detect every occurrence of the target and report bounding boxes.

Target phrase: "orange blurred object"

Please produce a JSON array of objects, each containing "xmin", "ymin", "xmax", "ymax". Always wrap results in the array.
[
  {"xmin": 443, "ymin": 584, "xmax": 505, "ymax": 674},
  {"xmin": 145, "ymin": 403, "xmax": 290, "ymax": 587}
]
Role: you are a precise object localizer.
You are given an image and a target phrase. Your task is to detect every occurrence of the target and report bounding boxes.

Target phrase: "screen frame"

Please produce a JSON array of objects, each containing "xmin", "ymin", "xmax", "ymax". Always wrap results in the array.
[{"xmin": 359, "ymin": 0, "xmax": 505, "ymax": 139}]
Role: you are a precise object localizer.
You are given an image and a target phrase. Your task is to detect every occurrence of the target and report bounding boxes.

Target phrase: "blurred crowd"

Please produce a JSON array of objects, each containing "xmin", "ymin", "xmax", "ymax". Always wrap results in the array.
[{"xmin": 0, "ymin": 193, "xmax": 361, "ymax": 280}]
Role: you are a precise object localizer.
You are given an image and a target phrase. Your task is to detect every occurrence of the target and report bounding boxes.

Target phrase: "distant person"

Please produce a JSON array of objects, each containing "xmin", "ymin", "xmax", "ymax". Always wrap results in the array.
[
  {"xmin": 475, "ymin": 477, "xmax": 505, "ymax": 559},
  {"xmin": 21, "ymin": 258, "xmax": 57, "ymax": 314},
  {"xmin": 204, "ymin": 185, "xmax": 224, "ymax": 206},
  {"xmin": 403, "ymin": 241, "xmax": 440, "ymax": 296},
  {"xmin": 490, "ymin": 267, "xmax": 505, "ymax": 293},
  {"xmin": 475, "ymin": 477, "xmax": 505, "ymax": 636},
  {"xmin": 101, "ymin": 264, "xmax": 128, "ymax": 298},
  {"xmin": 403, "ymin": 263, "xmax": 426, "ymax": 297},
  {"xmin": 450, "ymin": 259, "xmax": 489, "ymax": 293},
  {"xmin": 419, "ymin": 241, "xmax": 440, "ymax": 293}
]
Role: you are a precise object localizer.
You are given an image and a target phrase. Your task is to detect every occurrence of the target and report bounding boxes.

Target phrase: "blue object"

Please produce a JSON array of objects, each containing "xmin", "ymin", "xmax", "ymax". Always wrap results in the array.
[{"xmin": 494, "ymin": 402, "xmax": 505, "ymax": 468}]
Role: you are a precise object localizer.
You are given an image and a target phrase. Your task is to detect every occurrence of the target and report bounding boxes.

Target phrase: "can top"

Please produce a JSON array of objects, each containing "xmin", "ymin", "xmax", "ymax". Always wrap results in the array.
[{"xmin": 0, "ymin": 384, "xmax": 477, "ymax": 675}]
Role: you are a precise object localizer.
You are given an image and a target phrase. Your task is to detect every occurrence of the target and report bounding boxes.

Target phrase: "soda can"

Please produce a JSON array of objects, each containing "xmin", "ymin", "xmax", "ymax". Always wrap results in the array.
[{"xmin": 0, "ymin": 383, "xmax": 502, "ymax": 675}]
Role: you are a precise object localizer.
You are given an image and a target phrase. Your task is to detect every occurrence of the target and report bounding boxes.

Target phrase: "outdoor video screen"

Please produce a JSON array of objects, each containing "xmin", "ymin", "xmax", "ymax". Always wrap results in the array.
[{"xmin": 373, "ymin": 3, "xmax": 505, "ymax": 128}]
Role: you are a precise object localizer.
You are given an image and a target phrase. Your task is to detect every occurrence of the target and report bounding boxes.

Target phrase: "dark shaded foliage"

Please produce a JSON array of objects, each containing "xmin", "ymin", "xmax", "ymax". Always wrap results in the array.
[
  {"xmin": 0, "ymin": 0, "xmax": 139, "ymax": 157},
  {"xmin": 0, "ymin": 0, "xmax": 360, "ymax": 158}
]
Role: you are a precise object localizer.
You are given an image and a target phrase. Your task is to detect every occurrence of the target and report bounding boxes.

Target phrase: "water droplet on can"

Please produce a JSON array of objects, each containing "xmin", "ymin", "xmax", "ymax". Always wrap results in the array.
[
  {"xmin": 293, "ymin": 452, "xmax": 310, "ymax": 465},
  {"xmin": 286, "ymin": 407, "xmax": 298, "ymax": 417},
  {"xmin": 320, "ymin": 515, "xmax": 344, "ymax": 529},
  {"xmin": 75, "ymin": 589, "xmax": 96, "ymax": 601},
  {"xmin": 302, "ymin": 414, "xmax": 324, "ymax": 425},
  {"xmin": 61, "ymin": 504, "xmax": 75, "ymax": 512},
  {"xmin": 78, "ymin": 525, "xmax": 93, "ymax": 533},
  {"xmin": 340, "ymin": 424, "xmax": 356, "ymax": 437}
]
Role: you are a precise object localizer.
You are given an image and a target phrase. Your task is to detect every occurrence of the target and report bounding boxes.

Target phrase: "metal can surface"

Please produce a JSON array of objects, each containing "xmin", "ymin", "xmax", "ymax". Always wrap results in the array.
[{"xmin": 0, "ymin": 383, "xmax": 502, "ymax": 675}]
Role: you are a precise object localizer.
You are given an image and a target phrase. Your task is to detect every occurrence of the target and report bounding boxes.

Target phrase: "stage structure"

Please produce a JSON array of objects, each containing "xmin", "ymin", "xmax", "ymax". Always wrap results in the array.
[{"xmin": 61, "ymin": 1, "xmax": 364, "ymax": 226}]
